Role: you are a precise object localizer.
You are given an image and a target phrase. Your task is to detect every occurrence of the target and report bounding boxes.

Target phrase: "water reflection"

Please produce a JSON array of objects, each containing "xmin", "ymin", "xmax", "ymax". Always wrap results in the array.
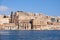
[{"xmin": 0, "ymin": 30, "xmax": 60, "ymax": 40}]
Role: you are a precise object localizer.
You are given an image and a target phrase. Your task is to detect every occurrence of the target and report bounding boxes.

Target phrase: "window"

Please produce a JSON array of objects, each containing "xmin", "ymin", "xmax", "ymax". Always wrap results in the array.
[
  {"xmin": 57, "ymin": 19, "xmax": 60, "ymax": 22},
  {"xmin": 51, "ymin": 18, "xmax": 56, "ymax": 22},
  {"xmin": 3, "ymin": 16, "xmax": 6, "ymax": 18},
  {"xmin": 57, "ymin": 19, "xmax": 59, "ymax": 22}
]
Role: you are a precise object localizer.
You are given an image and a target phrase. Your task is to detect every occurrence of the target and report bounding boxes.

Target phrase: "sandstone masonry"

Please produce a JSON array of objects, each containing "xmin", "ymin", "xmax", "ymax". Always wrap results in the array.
[{"xmin": 0, "ymin": 11, "xmax": 60, "ymax": 30}]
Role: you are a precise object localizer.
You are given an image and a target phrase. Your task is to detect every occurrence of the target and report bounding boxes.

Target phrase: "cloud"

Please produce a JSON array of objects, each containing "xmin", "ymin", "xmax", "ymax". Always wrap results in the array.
[{"xmin": 0, "ymin": 6, "xmax": 9, "ymax": 11}]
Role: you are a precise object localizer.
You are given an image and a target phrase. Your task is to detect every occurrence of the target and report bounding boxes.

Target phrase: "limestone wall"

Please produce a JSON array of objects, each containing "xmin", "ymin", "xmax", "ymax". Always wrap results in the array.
[{"xmin": 0, "ymin": 11, "xmax": 60, "ymax": 30}]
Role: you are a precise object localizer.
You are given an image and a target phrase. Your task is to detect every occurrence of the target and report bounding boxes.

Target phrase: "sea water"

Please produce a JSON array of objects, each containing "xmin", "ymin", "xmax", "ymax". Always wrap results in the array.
[{"xmin": 0, "ymin": 30, "xmax": 60, "ymax": 40}]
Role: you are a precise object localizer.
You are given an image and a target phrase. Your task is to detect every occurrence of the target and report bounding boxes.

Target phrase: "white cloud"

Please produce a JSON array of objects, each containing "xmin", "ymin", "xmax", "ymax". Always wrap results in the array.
[{"xmin": 0, "ymin": 6, "xmax": 9, "ymax": 11}]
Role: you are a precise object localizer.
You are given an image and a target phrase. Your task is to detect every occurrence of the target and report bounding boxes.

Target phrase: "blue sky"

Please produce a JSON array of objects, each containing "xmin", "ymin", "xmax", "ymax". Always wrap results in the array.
[{"xmin": 0, "ymin": 0, "xmax": 60, "ymax": 16}]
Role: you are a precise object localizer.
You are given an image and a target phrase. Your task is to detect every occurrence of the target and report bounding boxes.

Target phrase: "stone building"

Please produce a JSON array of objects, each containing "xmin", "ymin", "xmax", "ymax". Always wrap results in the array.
[
  {"xmin": 0, "ymin": 11, "xmax": 60, "ymax": 30},
  {"xmin": 12, "ymin": 11, "xmax": 32, "ymax": 30},
  {"xmin": 0, "ymin": 15, "xmax": 10, "ymax": 24},
  {"xmin": 2, "ymin": 23, "xmax": 18, "ymax": 30},
  {"xmin": 0, "ymin": 14, "xmax": 18, "ymax": 30},
  {"xmin": 19, "ymin": 20, "xmax": 31, "ymax": 30},
  {"xmin": 10, "ymin": 11, "xmax": 60, "ymax": 30}
]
